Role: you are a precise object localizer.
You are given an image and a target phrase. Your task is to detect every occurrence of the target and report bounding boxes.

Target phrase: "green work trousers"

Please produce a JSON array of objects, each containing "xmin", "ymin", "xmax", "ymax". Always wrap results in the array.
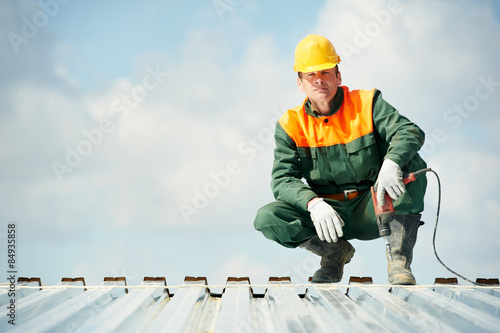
[{"xmin": 254, "ymin": 178, "xmax": 426, "ymax": 248}]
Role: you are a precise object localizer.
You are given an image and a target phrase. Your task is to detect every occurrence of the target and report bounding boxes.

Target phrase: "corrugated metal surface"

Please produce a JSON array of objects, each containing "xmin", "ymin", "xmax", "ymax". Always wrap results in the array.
[{"xmin": 1, "ymin": 276, "xmax": 499, "ymax": 332}]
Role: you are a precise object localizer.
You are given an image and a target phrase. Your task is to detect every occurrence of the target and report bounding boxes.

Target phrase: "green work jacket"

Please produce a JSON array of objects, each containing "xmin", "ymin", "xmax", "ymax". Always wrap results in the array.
[{"xmin": 271, "ymin": 86, "xmax": 426, "ymax": 212}]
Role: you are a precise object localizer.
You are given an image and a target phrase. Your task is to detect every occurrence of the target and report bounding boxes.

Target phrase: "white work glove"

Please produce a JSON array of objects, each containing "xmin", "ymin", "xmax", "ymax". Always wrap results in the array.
[
  {"xmin": 376, "ymin": 159, "xmax": 405, "ymax": 206},
  {"xmin": 307, "ymin": 198, "xmax": 344, "ymax": 242}
]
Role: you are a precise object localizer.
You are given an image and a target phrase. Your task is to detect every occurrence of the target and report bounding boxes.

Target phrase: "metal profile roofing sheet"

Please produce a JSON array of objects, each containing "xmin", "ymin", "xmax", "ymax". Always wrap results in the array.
[{"xmin": 1, "ymin": 276, "xmax": 499, "ymax": 332}]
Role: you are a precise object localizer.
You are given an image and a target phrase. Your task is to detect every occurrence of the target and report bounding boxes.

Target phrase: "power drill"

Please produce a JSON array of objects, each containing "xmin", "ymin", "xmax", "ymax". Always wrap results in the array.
[{"xmin": 370, "ymin": 170, "xmax": 426, "ymax": 261}]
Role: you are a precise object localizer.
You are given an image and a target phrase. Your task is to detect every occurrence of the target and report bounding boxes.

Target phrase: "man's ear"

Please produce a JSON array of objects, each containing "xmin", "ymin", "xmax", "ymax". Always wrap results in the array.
[
  {"xmin": 297, "ymin": 77, "xmax": 304, "ymax": 92},
  {"xmin": 337, "ymin": 71, "xmax": 342, "ymax": 86}
]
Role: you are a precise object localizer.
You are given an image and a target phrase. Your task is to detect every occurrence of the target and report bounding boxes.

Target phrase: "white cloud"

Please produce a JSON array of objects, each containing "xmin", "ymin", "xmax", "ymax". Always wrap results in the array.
[
  {"xmin": 1, "ymin": 17, "xmax": 295, "ymax": 231},
  {"xmin": 421, "ymin": 148, "xmax": 500, "ymax": 280},
  {"xmin": 316, "ymin": 0, "xmax": 500, "ymax": 129}
]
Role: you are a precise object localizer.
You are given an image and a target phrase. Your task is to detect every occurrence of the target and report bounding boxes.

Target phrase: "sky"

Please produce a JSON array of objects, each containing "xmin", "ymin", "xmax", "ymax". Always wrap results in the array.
[{"xmin": 1, "ymin": 0, "xmax": 499, "ymax": 289}]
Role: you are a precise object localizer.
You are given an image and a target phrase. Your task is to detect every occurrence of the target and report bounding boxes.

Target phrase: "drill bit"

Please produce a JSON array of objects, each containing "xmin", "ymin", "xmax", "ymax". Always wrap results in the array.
[
  {"xmin": 383, "ymin": 236, "xmax": 393, "ymax": 261},
  {"xmin": 376, "ymin": 213, "xmax": 393, "ymax": 261}
]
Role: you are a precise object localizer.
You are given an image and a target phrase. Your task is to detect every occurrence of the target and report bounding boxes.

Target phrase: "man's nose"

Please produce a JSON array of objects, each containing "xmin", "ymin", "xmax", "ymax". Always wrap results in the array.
[{"xmin": 314, "ymin": 75, "xmax": 325, "ymax": 83}]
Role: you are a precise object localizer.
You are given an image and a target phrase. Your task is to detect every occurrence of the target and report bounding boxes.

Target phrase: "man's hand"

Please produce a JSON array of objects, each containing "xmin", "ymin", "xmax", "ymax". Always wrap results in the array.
[
  {"xmin": 377, "ymin": 159, "xmax": 405, "ymax": 205},
  {"xmin": 307, "ymin": 198, "xmax": 344, "ymax": 242}
]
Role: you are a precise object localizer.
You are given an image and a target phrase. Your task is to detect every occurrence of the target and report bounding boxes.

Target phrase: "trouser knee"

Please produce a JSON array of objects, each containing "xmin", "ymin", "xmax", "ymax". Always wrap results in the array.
[
  {"xmin": 253, "ymin": 201, "xmax": 316, "ymax": 248},
  {"xmin": 254, "ymin": 202, "xmax": 276, "ymax": 231}
]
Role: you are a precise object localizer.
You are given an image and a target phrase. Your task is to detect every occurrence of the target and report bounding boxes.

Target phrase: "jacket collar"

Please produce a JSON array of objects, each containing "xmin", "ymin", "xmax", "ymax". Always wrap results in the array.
[{"xmin": 304, "ymin": 86, "xmax": 344, "ymax": 117}]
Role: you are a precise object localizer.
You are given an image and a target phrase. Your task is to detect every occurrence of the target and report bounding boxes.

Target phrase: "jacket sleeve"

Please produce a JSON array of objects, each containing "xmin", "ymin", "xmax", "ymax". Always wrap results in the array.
[
  {"xmin": 270, "ymin": 121, "xmax": 317, "ymax": 211},
  {"xmin": 372, "ymin": 89, "xmax": 425, "ymax": 168}
]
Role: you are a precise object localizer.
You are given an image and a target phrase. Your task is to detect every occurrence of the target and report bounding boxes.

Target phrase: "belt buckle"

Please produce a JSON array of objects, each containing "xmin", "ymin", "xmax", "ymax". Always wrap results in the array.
[{"xmin": 343, "ymin": 189, "xmax": 357, "ymax": 201}]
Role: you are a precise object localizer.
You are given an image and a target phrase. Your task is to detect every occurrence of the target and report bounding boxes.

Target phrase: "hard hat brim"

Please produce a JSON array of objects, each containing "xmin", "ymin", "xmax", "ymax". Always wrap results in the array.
[{"xmin": 294, "ymin": 62, "xmax": 340, "ymax": 73}]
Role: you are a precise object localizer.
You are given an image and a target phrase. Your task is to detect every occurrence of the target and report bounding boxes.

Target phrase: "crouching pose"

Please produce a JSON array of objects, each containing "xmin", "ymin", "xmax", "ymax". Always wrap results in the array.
[{"xmin": 254, "ymin": 34, "xmax": 427, "ymax": 284}]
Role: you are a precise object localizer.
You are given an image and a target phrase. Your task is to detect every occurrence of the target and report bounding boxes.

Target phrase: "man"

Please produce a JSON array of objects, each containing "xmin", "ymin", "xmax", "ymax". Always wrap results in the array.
[{"xmin": 254, "ymin": 34, "xmax": 427, "ymax": 285}]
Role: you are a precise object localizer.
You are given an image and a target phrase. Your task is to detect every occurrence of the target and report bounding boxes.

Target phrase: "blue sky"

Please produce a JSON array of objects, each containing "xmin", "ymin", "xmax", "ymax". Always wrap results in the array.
[{"xmin": 1, "ymin": 0, "xmax": 499, "ymax": 288}]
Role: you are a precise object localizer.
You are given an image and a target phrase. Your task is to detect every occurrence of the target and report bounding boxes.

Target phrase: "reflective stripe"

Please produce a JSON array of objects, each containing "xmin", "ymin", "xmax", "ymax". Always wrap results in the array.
[{"xmin": 279, "ymin": 86, "xmax": 375, "ymax": 147}]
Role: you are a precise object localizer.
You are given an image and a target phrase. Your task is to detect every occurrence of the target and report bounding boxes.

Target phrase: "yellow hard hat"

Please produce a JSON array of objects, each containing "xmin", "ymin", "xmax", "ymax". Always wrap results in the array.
[{"xmin": 293, "ymin": 34, "xmax": 341, "ymax": 72}]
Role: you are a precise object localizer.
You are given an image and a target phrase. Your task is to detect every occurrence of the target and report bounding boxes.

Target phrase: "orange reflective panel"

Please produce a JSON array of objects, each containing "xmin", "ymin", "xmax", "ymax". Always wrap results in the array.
[{"xmin": 279, "ymin": 87, "xmax": 375, "ymax": 147}]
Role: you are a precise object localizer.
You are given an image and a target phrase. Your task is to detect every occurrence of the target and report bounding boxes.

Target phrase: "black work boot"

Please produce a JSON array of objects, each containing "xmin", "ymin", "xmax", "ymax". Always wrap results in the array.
[
  {"xmin": 387, "ymin": 214, "xmax": 423, "ymax": 285},
  {"xmin": 299, "ymin": 236, "xmax": 355, "ymax": 283}
]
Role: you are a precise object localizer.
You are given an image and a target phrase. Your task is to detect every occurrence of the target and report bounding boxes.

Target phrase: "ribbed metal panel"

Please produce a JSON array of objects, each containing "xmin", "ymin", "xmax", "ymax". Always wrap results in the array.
[
  {"xmin": 347, "ymin": 282, "xmax": 459, "ymax": 332},
  {"xmin": 214, "ymin": 277, "xmax": 254, "ymax": 332},
  {"xmin": 146, "ymin": 277, "xmax": 211, "ymax": 332},
  {"xmin": 391, "ymin": 285, "xmax": 500, "ymax": 332},
  {"xmin": 1, "ymin": 276, "xmax": 499, "ymax": 332},
  {"xmin": 433, "ymin": 284, "xmax": 500, "ymax": 318}
]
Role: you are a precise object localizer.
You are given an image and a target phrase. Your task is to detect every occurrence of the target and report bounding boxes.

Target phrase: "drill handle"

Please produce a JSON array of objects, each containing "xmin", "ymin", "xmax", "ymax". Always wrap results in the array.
[
  {"xmin": 372, "ymin": 169, "xmax": 427, "ymax": 216},
  {"xmin": 371, "ymin": 186, "xmax": 395, "ymax": 215}
]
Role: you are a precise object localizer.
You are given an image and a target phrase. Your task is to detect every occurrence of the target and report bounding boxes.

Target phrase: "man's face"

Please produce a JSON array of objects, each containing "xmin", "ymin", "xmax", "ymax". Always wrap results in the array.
[{"xmin": 297, "ymin": 68, "xmax": 342, "ymax": 105}]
